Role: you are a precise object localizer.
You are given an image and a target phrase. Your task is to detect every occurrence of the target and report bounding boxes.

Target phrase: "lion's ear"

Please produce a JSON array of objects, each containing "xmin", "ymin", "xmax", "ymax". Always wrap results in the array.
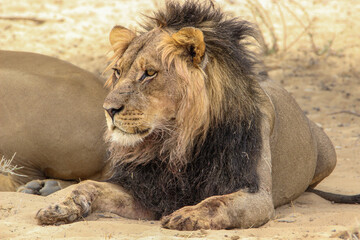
[
  {"xmin": 171, "ymin": 27, "xmax": 206, "ymax": 66},
  {"xmin": 109, "ymin": 26, "xmax": 136, "ymax": 53}
]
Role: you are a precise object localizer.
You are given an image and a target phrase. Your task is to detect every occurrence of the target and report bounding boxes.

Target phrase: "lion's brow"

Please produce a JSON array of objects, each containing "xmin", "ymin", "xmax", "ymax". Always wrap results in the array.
[{"xmin": 121, "ymin": 31, "xmax": 158, "ymax": 72}]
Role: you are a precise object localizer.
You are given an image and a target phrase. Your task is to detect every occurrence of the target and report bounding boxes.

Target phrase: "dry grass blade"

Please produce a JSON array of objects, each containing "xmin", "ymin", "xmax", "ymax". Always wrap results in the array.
[{"xmin": 0, "ymin": 153, "xmax": 27, "ymax": 177}]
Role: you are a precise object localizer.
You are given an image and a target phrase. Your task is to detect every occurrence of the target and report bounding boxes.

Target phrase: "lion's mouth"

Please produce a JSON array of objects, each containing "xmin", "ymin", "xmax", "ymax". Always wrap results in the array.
[
  {"xmin": 116, "ymin": 127, "xmax": 151, "ymax": 136},
  {"xmin": 109, "ymin": 125, "xmax": 152, "ymax": 146}
]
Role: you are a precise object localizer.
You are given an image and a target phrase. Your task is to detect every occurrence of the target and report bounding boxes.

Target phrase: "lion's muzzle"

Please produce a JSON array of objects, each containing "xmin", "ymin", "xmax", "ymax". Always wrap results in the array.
[{"xmin": 104, "ymin": 106, "xmax": 150, "ymax": 136}]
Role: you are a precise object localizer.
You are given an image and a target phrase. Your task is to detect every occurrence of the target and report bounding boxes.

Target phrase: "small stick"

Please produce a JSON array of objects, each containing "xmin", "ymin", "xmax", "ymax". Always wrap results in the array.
[
  {"xmin": 330, "ymin": 111, "xmax": 360, "ymax": 117},
  {"xmin": 0, "ymin": 16, "xmax": 47, "ymax": 24}
]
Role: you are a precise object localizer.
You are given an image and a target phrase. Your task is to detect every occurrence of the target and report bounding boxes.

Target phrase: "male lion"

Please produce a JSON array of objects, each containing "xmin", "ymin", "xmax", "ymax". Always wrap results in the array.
[
  {"xmin": 36, "ymin": 1, "xmax": 360, "ymax": 230},
  {"xmin": 0, "ymin": 50, "xmax": 108, "ymax": 195}
]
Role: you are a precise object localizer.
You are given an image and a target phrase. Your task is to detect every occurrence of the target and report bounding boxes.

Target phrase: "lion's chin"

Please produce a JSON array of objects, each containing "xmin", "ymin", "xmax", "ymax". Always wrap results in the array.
[{"xmin": 109, "ymin": 128, "xmax": 150, "ymax": 147}]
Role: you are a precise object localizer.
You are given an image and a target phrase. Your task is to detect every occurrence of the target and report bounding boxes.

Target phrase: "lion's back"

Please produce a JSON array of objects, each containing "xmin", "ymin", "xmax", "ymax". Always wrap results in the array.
[{"xmin": 0, "ymin": 50, "xmax": 107, "ymax": 180}]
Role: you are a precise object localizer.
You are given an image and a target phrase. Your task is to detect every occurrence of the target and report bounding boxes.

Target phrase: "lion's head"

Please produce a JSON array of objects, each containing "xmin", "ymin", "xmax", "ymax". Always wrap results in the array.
[{"xmin": 104, "ymin": 1, "xmax": 262, "ymax": 171}]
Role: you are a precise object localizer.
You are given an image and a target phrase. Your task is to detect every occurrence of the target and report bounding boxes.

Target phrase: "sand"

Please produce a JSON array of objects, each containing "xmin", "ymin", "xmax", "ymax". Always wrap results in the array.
[{"xmin": 1, "ymin": 0, "xmax": 359, "ymax": 239}]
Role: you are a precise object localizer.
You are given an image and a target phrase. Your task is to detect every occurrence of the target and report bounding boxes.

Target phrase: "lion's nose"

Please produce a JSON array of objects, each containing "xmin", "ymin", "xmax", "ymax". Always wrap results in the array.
[{"xmin": 105, "ymin": 105, "xmax": 125, "ymax": 119}]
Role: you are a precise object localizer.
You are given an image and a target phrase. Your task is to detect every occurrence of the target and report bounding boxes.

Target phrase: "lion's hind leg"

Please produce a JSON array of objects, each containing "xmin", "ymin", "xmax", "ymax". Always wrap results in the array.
[
  {"xmin": 308, "ymin": 121, "xmax": 337, "ymax": 188},
  {"xmin": 307, "ymin": 121, "xmax": 360, "ymax": 204},
  {"xmin": 36, "ymin": 180, "xmax": 155, "ymax": 225}
]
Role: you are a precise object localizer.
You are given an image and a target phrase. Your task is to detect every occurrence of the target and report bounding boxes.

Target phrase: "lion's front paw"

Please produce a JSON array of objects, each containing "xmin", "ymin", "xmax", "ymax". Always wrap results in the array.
[
  {"xmin": 36, "ymin": 194, "xmax": 91, "ymax": 225},
  {"xmin": 161, "ymin": 206, "xmax": 210, "ymax": 230},
  {"xmin": 36, "ymin": 203, "xmax": 80, "ymax": 225},
  {"xmin": 161, "ymin": 198, "xmax": 231, "ymax": 230}
]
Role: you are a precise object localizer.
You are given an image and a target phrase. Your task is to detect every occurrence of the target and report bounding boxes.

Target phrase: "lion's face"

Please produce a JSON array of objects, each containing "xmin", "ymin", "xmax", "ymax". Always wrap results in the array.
[
  {"xmin": 104, "ymin": 26, "xmax": 209, "ymax": 150},
  {"xmin": 103, "ymin": 30, "xmax": 181, "ymax": 146}
]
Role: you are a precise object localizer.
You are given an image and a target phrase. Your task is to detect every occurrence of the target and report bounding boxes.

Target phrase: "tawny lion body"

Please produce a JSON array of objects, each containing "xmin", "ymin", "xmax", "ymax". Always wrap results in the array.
[
  {"xmin": 35, "ymin": 1, "xmax": 350, "ymax": 230},
  {"xmin": 0, "ymin": 50, "xmax": 108, "ymax": 195}
]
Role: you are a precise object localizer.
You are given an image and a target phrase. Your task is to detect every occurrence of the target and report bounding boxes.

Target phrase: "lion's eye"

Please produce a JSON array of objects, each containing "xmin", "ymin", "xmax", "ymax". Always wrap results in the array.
[
  {"xmin": 112, "ymin": 68, "xmax": 121, "ymax": 79},
  {"xmin": 145, "ymin": 69, "xmax": 156, "ymax": 77},
  {"xmin": 139, "ymin": 69, "xmax": 157, "ymax": 82}
]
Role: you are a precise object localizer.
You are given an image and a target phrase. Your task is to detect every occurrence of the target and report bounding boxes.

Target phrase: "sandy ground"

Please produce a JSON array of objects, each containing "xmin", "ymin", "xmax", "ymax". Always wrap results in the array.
[{"xmin": 1, "ymin": 0, "xmax": 360, "ymax": 239}]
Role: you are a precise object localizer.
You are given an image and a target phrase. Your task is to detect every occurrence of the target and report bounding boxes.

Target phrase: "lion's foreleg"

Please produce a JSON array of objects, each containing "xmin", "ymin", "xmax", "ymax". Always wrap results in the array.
[
  {"xmin": 161, "ymin": 188, "xmax": 274, "ymax": 230},
  {"xmin": 161, "ymin": 170, "xmax": 274, "ymax": 230},
  {"xmin": 162, "ymin": 114, "xmax": 275, "ymax": 230},
  {"xmin": 161, "ymin": 154, "xmax": 275, "ymax": 230},
  {"xmin": 36, "ymin": 180, "xmax": 155, "ymax": 225}
]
